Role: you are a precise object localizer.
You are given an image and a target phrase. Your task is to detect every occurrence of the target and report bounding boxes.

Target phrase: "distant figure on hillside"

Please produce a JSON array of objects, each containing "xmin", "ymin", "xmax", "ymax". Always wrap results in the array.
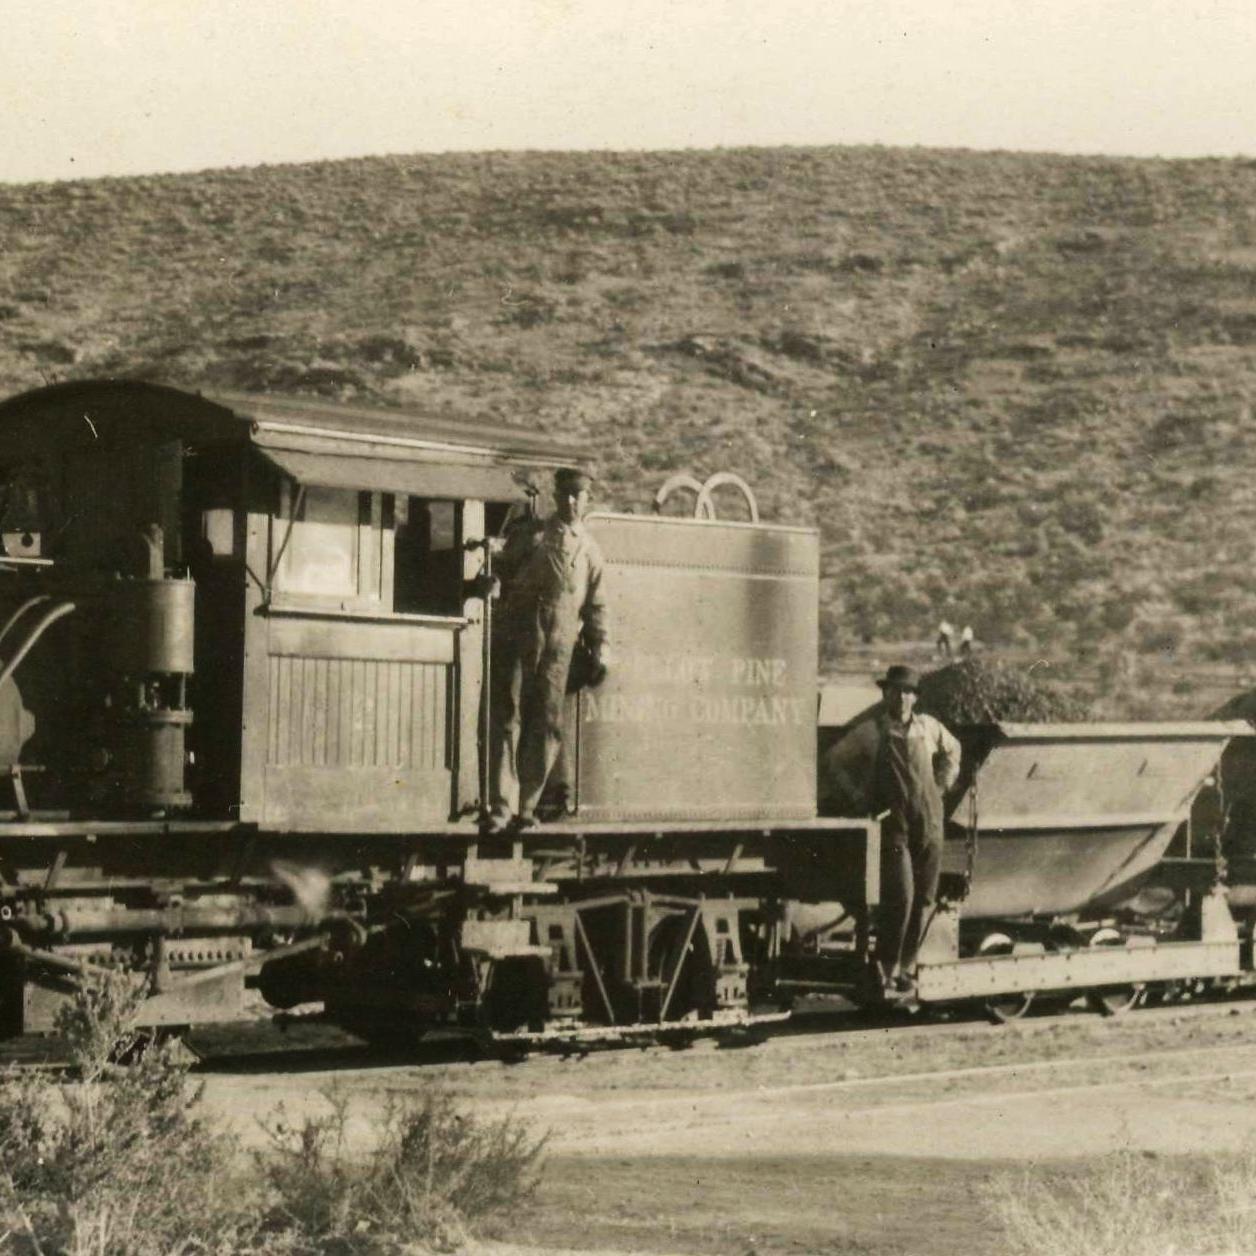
[
  {"xmin": 936, "ymin": 620, "xmax": 954, "ymax": 659},
  {"xmin": 959, "ymin": 625, "xmax": 974, "ymax": 658}
]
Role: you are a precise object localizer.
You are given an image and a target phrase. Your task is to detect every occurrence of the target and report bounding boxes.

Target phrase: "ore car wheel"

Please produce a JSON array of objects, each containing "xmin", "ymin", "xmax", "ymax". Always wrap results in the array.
[
  {"xmin": 1143, "ymin": 981, "xmax": 1183, "ymax": 1008},
  {"xmin": 1085, "ymin": 927, "xmax": 1144, "ymax": 1017},
  {"xmin": 978, "ymin": 932, "xmax": 1035, "ymax": 1024}
]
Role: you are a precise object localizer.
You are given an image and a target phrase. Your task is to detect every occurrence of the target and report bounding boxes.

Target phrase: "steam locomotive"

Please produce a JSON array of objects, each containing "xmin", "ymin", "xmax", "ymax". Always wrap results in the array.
[{"xmin": 0, "ymin": 378, "xmax": 1247, "ymax": 1042}]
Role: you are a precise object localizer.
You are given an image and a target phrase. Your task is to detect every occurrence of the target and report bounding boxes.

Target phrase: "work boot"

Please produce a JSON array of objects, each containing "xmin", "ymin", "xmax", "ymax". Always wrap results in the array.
[{"xmin": 537, "ymin": 785, "xmax": 574, "ymax": 822}]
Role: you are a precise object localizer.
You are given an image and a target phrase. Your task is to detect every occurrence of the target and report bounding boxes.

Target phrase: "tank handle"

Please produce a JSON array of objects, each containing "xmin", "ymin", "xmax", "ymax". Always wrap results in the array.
[
  {"xmin": 653, "ymin": 473, "xmax": 713, "ymax": 519},
  {"xmin": 653, "ymin": 472, "xmax": 759, "ymax": 523}
]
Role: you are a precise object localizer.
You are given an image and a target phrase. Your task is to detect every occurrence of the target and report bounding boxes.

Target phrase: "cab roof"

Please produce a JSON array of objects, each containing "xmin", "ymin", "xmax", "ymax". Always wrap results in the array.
[{"xmin": 0, "ymin": 379, "xmax": 595, "ymax": 469}]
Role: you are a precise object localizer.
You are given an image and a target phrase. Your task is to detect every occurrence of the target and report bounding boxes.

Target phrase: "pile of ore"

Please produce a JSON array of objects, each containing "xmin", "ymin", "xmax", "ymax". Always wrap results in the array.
[{"xmin": 918, "ymin": 658, "xmax": 1088, "ymax": 726}]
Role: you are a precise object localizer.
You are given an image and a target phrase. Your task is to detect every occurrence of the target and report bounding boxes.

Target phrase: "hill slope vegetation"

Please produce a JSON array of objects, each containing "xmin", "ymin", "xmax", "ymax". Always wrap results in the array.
[{"xmin": 2, "ymin": 145, "xmax": 1255, "ymax": 713}]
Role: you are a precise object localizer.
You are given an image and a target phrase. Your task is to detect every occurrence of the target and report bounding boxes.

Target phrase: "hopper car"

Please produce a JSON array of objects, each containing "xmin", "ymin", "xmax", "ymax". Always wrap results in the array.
[{"xmin": 0, "ymin": 378, "xmax": 1250, "ymax": 1045}]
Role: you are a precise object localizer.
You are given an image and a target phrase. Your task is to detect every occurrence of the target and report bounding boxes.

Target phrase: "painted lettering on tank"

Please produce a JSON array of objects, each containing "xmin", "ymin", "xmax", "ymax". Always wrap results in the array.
[
  {"xmin": 584, "ymin": 651, "xmax": 806, "ymax": 727},
  {"xmin": 583, "ymin": 692, "xmax": 685, "ymax": 724},
  {"xmin": 728, "ymin": 657, "xmax": 788, "ymax": 687},
  {"xmin": 616, "ymin": 652, "xmax": 718, "ymax": 687}
]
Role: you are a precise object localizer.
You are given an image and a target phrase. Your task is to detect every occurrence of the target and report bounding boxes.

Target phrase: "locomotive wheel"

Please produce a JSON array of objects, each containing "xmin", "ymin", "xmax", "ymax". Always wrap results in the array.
[
  {"xmin": 978, "ymin": 932, "xmax": 1035, "ymax": 1024},
  {"xmin": 1085, "ymin": 927, "xmax": 1145, "ymax": 1017},
  {"xmin": 648, "ymin": 913, "xmax": 716, "ymax": 1022},
  {"xmin": 482, "ymin": 955, "xmax": 548, "ymax": 1034}
]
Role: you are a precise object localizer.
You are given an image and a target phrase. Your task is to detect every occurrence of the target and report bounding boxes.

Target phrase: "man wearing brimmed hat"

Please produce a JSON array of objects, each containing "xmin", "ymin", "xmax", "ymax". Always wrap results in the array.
[
  {"xmin": 821, "ymin": 664, "xmax": 961, "ymax": 994},
  {"xmin": 488, "ymin": 466, "xmax": 610, "ymax": 831}
]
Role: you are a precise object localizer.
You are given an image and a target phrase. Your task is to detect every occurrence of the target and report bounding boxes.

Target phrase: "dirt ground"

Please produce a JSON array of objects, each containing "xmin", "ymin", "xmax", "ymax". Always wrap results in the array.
[{"xmin": 193, "ymin": 999, "xmax": 1256, "ymax": 1255}]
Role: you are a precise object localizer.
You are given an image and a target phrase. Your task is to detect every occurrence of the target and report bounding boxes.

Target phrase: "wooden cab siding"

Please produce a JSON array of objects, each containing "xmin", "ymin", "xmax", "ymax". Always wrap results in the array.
[
  {"xmin": 237, "ymin": 488, "xmax": 467, "ymax": 833},
  {"xmin": 261, "ymin": 613, "xmax": 457, "ymax": 831}
]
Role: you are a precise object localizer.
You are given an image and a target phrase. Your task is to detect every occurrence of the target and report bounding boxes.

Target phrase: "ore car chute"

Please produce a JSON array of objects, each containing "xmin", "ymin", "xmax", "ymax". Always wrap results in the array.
[
  {"xmin": 943, "ymin": 722, "xmax": 1247, "ymax": 920},
  {"xmin": 799, "ymin": 716, "xmax": 1248, "ymax": 1017}
]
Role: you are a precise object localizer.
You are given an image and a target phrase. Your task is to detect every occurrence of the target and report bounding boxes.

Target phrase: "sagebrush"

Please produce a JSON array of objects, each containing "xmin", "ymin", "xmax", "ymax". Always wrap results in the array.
[
  {"xmin": 260, "ymin": 1088, "xmax": 546, "ymax": 1253},
  {"xmin": 0, "ymin": 972, "xmax": 544, "ymax": 1255},
  {"xmin": 0, "ymin": 970, "xmax": 256, "ymax": 1255},
  {"xmin": 989, "ymin": 1146, "xmax": 1256, "ymax": 1256}
]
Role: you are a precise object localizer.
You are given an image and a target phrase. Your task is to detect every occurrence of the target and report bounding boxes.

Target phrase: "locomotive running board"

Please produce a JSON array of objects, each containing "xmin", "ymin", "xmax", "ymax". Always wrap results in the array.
[{"xmin": 915, "ymin": 938, "xmax": 1242, "ymax": 1004}]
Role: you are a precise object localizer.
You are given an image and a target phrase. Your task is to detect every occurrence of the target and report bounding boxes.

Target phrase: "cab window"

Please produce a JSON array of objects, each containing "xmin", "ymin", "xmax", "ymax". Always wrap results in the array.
[
  {"xmin": 0, "ymin": 462, "xmax": 50, "ymax": 559},
  {"xmin": 394, "ymin": 497, "xmax": 463, "ymax": 616},
  {"xmin": 272, "ymin": 484, "xmax": 465, "ymax": 617},
  {"xmin": 274, "ymin": 485, "xmax": 384, "ymax": 606}
]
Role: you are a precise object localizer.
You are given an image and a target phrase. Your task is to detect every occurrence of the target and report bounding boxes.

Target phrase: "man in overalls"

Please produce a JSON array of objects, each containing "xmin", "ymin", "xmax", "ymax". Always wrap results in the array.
[
  {"xmin": 488, "ymin": 468, "xmax": 609, "ymax": 831},
  {"xmin": 822, "ymin": 664, "xmax": 961, "ymax": 994}
]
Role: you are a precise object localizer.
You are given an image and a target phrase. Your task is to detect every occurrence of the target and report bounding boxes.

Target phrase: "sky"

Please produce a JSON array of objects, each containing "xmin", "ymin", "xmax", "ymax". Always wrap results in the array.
[{"xmin": 3, "ymin": 0, "xmax": 1256, "ymax": 184}]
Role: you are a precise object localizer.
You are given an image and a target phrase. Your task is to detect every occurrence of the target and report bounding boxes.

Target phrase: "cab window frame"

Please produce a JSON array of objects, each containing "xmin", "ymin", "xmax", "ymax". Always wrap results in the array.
[
  {"xmin": 270, "ymin": 481, "xmax": 391, "ymax": 612},
  {"xmin": 267, "ymin": 479, "xmax": 469, "ymax": 621},
  {"xmin": 392, "ymin": 495, "xmax": 465, "ymax": 618}
]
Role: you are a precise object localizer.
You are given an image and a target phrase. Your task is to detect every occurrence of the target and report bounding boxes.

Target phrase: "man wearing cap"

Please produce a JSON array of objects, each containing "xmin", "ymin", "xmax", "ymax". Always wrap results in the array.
[
  {"xmin": 821, "ymin": 665, "xmax": 961, "ymax": 994},
  {"xmin": 488, "ymin": 467, "xmax": 610, "ymax": 831}
]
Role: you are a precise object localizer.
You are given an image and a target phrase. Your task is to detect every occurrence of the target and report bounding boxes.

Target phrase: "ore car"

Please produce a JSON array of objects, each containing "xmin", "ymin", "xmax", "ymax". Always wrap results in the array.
[{"xmin": 800, "ymin": 710, "xmax": 1251, "ymax": 1020}]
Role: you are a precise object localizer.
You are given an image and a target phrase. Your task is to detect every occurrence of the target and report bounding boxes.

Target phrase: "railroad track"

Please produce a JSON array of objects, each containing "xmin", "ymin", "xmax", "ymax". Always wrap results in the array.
[
  {"xmin": 5, "ymin": 988, "xmax": 1254, "ymax": 1077},
  {"xmin": 188, "ymin": 988, "xmax": 1256, "ymax": 1072}
]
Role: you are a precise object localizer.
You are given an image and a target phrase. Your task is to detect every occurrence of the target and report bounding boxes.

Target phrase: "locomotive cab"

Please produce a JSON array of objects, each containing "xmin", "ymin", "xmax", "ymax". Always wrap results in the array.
[{"xmin": 0, "ymin": 381, "xmax": 589, "ymax": 830}]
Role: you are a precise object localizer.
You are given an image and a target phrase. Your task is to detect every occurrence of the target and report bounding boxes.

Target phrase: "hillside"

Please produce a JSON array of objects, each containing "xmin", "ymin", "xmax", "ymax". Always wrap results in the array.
[{"xmin": 2, "ymin": 145, "xmax": 1255, "ymax": 716}]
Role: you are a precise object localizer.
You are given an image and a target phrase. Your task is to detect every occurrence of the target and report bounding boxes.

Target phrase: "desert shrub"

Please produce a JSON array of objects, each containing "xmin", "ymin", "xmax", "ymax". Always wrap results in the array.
[
  {"xmin": 1134, "ymin": 616, "xmax": 1191, "ymax": 657},
  {"xmin": 259, "ymin": 1088, "xmax": 546, "ymax": 1254},
  {"xmin": 494, "ymin": 291, "xmax": 560, "ymax": 329},
  {"xmin": 988, "ymin": 1146, "xmax": 1256, "ymax": 1256},
  {"xmin": 0, "ymin": 969, "xmax": 259, "ymax": 1256},
  {"xmin": 0, "ymin": 973, "xmax": 544, "ymax": 1255},
  {"xmin": 839, "ymin": 561, "xmax": 936, "ymax": 644},
  {"xmin": 919, "ymin": 657, "xmax": 1088, "ymax": 725},
  {"xmin": 1057, "ymin": 496, "xmax": 1106, "ymax": 545}
]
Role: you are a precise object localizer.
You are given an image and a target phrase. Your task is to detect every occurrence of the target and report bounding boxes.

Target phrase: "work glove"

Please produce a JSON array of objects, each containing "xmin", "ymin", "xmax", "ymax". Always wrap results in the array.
[
  {"xmin": 466, "ymin": 572, "xmax": 501, "ymax": 600},
  {"xmin": 589, "ymin": 643, "xmax": 611, "ymax": 687},
  {"xmin": 567, "ymin": 640, "xmax": 609, "ymax": 692}
]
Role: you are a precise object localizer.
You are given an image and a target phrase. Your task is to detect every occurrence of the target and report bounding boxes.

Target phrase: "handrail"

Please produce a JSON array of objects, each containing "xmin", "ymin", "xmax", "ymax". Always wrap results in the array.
[
  {"xmin": 0, "ymin": 601, "xmax": 76, "ymax": 694},
  {"xmin": 0, "ymin": 596, "xmax": 51, "ymax": 655},
  {"xmin": 695, "ymin": 472, "xmax": 760, "ymax": 523}
]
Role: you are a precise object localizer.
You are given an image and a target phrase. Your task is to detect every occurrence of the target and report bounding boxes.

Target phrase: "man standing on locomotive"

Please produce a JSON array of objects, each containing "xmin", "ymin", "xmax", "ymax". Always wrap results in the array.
[
  {"xmin": 487, "ymin": 467, "xmax": 610, "ymax": 831},
  {"xmin": 822, "ymin": 665, "xmax": 960, "ymax": 995}
]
